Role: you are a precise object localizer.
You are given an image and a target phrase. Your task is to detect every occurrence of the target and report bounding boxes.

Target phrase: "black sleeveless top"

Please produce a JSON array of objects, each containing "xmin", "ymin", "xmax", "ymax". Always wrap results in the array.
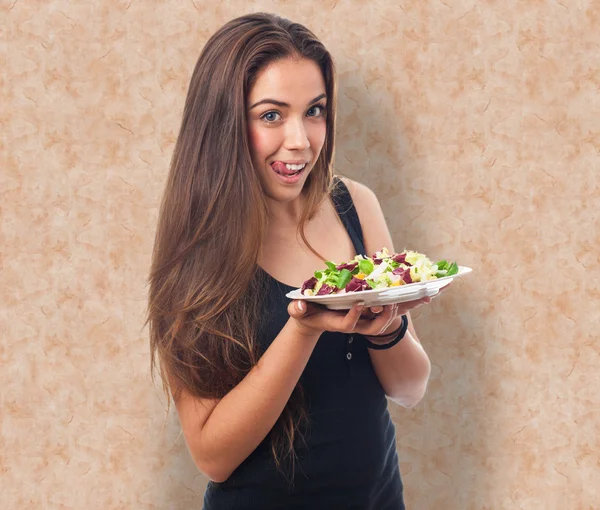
[{"xmin": 203, "ymin": 179, "xmax": 405, "ymax": 510}]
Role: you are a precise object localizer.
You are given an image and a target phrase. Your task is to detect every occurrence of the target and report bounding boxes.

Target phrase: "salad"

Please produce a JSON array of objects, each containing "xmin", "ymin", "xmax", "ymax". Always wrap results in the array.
[{"xmin": 301, "ymin": 247, "xmax": 459, "ymax": 296}]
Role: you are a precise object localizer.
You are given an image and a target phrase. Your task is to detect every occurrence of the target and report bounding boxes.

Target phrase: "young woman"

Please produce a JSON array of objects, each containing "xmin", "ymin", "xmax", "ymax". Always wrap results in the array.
[{"xmin": 147, "ymin": 12, "xmax": 434, "ymax": 510}]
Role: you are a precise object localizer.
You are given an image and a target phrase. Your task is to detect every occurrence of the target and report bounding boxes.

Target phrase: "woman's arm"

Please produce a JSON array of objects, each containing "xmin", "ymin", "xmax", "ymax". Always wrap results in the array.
[
  {"xmin": 172, "ymin": 319, "xmax": 321, "ymax": 483},
  {"xmin": 341, "ymin": 177, "xmax": 432, "ymax": 407},
  {"xmin": 171, "ymin": 301, "xmax": 368, "ymax": 483}
]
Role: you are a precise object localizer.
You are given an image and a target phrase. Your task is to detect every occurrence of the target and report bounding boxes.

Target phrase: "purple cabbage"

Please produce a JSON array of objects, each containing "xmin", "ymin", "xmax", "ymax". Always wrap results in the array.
[
  {"xmin": 345, "ymin": 277, "xmax": 370, "ymax": 293},
  {"xmin": 316, "ymin": 284, "xmax": 336, "ymax": 296},
  {"xmin": 392, "ymin": 253, "xmax": 411, "ymax": 266},
  {"xmin": 392, "ymin": 267, "xmax": 413, "ymax": 284},
  {"xmin": 336, "ymin": 262, "xmax": 358, "ymax": 271},
  {"xmin": 301, "ymin": 276, "xmax": 318, "ymax": 294}
]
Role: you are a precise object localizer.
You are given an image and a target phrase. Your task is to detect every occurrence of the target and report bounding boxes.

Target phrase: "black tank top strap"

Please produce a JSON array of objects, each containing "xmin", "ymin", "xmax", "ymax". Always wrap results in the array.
[{"xmin": 331, "ymin": 176, "xmax": 367, "ymax": 256}]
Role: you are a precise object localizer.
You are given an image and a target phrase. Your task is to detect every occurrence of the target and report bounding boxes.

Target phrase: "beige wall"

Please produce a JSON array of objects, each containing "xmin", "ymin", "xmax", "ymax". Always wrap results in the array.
[{"xmin": 3, "ymin": 1, "xmax": 598, "ymax": 508}]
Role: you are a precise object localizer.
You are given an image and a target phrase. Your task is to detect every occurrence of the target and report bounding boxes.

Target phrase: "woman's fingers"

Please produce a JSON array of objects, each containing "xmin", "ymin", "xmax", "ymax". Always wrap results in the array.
[
  {"xmin": 395, "ymin": 296, "xmax": 432, "ymax": 315},
  {"xmin": 341, "ymin": 302, "xmax": 365, "ymax": 331},
  {"xmin": 375, "ymin": 304, "xmax": 395, "ymax": 334},
  {"xmin": 289, "ymin": 295, "xmax": 435, "ymax": 336},
  {"xmin": 379, "ymin": 304, "xmax": 398, "ymax": 334},
  {"xmin": 291, "ymin": 301, "xmax": 364, "ymax": 334},
  {"xmin": 375, "ymin": 304, "xmax": 398, "ymax": 335},
  {"xmin": 288, "ymin": 300, "xmax": 331, "ymax": 320},
  {"xmin": 360, "ymin": 309, "xmax": 377, "ymax": 320},
  {"xmin": 287, "ymin": 300, "xmax": 305, "ymax": 319},
  {"xmin": 354, "ymin": 304, "xmax": 395, "ymax": 336}
]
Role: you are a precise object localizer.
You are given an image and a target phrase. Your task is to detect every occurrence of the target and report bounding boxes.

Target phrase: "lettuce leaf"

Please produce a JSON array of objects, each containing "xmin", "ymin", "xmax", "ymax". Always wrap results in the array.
[
  {"xmin": 336, "ymin": 268, "xmax": 353, "ymax": 289},
  {"xmin": 325, "ymin": 261, "xmax": 337, "ymax": 271},
  {"xmin": 446, "ymin": 261, "xmax": 458, "ymax": 276},
  {"xmin": 435, "ymin": 259, "xmax": 458, "ymax": 277},
  {"xmin": 358, "ymin": 259, "xmax": 374, "ymax": 275}
]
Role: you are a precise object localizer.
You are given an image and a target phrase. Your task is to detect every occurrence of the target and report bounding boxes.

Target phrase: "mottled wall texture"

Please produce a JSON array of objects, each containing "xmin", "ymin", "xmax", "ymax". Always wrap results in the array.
[{"xmin": 2, "ymin": 1, "xmax": 598, "ymax": 509}]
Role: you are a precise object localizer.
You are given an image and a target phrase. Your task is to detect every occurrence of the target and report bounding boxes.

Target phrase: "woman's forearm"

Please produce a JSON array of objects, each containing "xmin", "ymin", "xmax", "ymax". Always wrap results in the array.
[
  {"xmin": 192, "ymin": 320, "xmax": 320, "ymax": 482},
  {"xmin": 367, "ymin": 317, "xmax": 432, "ymax": 407}
]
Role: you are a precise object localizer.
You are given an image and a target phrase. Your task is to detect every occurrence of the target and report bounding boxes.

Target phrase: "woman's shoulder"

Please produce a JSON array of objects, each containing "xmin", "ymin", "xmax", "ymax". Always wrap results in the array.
[
  {"xmin": 335, "ymin": 175, "xmax": 383, "ymax": 220},
  {"xmin": 334, "ymin": 175, "xmax": 394, "ymax": 254}
]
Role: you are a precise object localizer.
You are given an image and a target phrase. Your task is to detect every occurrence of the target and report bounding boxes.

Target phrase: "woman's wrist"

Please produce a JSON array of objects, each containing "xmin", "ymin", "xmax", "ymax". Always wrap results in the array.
[
  {"xmin": 363, "ymin": 315, "xmax": 408, "ymax": 350},
  {"xmin": 364, "ymin": 315, "xmax": 406, "ymax": 343},
  {"xmin": 286, "ymin": 318, "xmax": 323, "ymax": 343}
]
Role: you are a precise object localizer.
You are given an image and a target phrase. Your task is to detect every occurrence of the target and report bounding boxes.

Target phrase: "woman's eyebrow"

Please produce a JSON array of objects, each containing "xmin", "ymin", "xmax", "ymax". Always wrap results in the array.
[{"xmin": 249, "ymin": 93, "xmax": 327, "ymax": 110}]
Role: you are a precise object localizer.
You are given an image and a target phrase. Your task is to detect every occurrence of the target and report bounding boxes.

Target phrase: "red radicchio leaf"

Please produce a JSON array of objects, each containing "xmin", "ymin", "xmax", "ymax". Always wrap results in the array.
[
  {"xmin": 373, "ymin": 258, "xmax": 383, "ymax": 265},
  {"xmin": 301, "ymin": 276, "xmax": 318, "ymax": 293},
  {"xmin": 345, "ymin": 277, "xmax": 370, "ymax": 292},
  {"xmin": 336, "ymin": 262, "xmax": 358, "ymax": 271},
  {"xmin": 392, "ymin": 267, "xmax": 413, "ymax": 283},
  {"xmin": 392, "ymin": 253, "xmax": 411, "ymax": 265},
  {"xmin": 316, "ymin": 284, "xmax": 336, "ymax": 296}
]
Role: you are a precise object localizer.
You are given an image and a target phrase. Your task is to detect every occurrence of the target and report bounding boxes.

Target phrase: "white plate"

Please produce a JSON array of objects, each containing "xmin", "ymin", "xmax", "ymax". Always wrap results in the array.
[{"xmin": 285, "ymin": 266, "xmax": 473, "ymax": 310}]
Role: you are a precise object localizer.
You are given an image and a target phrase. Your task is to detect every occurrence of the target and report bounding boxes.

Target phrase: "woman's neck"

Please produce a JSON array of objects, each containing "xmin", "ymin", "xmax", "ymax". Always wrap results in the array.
[{"xmin": 265, "ymin": 194, "xmax": 305, "ymax": 229}]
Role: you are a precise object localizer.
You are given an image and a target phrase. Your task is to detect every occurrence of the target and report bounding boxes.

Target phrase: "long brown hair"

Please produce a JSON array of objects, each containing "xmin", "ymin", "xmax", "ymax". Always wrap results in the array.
[{"xmin": 146, "ymin": 13, "xmax": 337, "ymax": 477}]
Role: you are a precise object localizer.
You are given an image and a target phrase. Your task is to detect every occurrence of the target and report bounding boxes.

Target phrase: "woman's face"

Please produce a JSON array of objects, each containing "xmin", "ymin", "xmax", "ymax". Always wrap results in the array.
[{"xmin": 247, "ymin": 57, "xmax": 328, "ymax": 203}]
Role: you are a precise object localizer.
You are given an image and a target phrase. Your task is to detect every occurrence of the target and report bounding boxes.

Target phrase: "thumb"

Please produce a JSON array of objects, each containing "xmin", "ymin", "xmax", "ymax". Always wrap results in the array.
[{"xmin": 288, "ymin": 300, "xmax": 307, "ymax": 318}]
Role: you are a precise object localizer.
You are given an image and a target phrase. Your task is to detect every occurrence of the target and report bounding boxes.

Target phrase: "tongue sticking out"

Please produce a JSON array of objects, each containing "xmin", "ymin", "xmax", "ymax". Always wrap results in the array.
[{"xmin": 271, "ymin": 161, "xmax": 300, "ymax": 176}]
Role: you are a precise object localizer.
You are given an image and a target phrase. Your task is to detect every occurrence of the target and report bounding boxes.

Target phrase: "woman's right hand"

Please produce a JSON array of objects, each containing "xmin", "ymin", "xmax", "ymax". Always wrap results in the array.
[{"xmin": 287, "ymin": 300, "xmax": 394, "ymax": 338}]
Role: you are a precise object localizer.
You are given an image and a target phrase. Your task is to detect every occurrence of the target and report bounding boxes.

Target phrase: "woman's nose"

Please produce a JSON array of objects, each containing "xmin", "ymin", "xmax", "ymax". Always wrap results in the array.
[{"xmin": 284, "ymin": 119, "xmax": 310, "ymax": 151}]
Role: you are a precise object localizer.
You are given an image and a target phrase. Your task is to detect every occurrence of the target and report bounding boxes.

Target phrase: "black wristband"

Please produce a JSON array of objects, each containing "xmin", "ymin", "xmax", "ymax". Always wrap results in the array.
[{"xmin": 365, "ymin": 315, "xmax": 409, "ymax": 350}]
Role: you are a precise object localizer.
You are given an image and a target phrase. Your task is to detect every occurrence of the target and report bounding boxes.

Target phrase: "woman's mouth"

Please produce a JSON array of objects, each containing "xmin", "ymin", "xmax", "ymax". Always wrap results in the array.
[{"xmin": 270, "ymin": 161, "xmax": 308, "ymax": 184}]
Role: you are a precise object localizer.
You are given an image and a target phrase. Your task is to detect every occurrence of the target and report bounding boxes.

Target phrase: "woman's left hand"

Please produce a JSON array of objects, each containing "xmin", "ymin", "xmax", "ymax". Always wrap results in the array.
[
  {"xmin": 357, "ymin": 282, "xmax": 451, "ymax": 337},
  {"xmin": 356, "ymin": 299, "xmax": 426, "ymax": 337}
]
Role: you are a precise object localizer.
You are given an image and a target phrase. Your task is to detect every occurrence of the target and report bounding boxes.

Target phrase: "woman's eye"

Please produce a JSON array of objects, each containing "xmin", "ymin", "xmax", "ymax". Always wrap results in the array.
[
  {"xmin": 262, "ymin": 111, "xmax": 281, "ymax": 123},
  {"xmin": 307, "ymin": 104, "xmax": 326, "ymax": 117}
]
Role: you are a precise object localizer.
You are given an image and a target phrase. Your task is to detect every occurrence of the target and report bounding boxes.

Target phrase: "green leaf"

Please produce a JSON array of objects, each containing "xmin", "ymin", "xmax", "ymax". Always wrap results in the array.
[
  {"xmin": 435, "ymin": 260, "xmax": 459, "ymax": 277},
  {"xmin": 336, "ymin": 269, "xmax": 353, "ymax": 289},
  {"xmin": 365, "ymin": 279, "xmax": 377, "ymax": 289},
  {"xmin": 325, "ymin": 270, "xmax": 340, "ymax": 285},
  {"xmin": 358, "ymin": 259, "xmax": 374, "ymax": 275},
  {"xmin": 325, "ymin": 261, "xmax": 337, "ymax": 271},
  {"xmin": 446, "ymin": 261, "xmax": 459, "ymax": 276},
  {"xmin": 314, "ymin": 270, "xmax": 323, "ymax": 279}
]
